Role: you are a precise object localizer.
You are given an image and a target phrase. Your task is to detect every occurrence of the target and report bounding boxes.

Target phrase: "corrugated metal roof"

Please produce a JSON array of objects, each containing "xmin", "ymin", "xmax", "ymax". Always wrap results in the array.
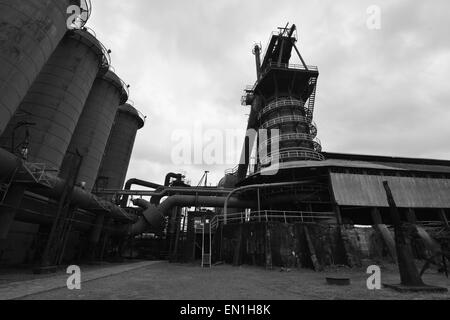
[
  {"xmin": 331, "ymin": 173, "xmax": 450, "ymax": 208},
  {"xmin": 255, "ymin": 159, "xmax": 450, "ymax": 175}
]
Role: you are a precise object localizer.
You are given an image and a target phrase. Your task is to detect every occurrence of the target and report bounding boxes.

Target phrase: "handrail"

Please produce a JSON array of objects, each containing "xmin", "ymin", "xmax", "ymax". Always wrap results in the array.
[
  {"xmin": 223, "ymin": 180, "xmax": 318, "ymax": 223},
  {"xmin": 261, "ymin": 115, "xmax": 309, "ymax": 129},
  {"xmin": 266, "ymin": 61, "xmax": 318, "ymax": 72},
  {"xmin": 260, "ymin": 115, "xmax": 318, "ymax": 138},
  {"xmin": 225, "ymin": 165, "xmax": 239, "ymax": 176},
  {"xmin": 259, "ymin": 133, "xmax": 322, "ymax": 153},
  {"xmin": 211, "ymin": 210, "xmax": 336, "ymax": 230},
  {"xmin": 260, "ymin": 148, "xmax": 325, "ymax": 165},
  {"xmin": 82, "ymin": 27, "xmax": 111, "ymax": 69},
  {"xmin": 125, "ymin": 100, "xmax": 147, "ymax": 124},
  {"xmin": 135, "ymin": 108, "xmax": 147, "ymax": 125},
  {"xmin": 259, "ymin": 98, "xmax": 306, "ymax": 119},
  {"xmin": 260, "ymin": 133, "xmax": 321, "ymax": 146},
  {"xmin": 108, "ymin": 65, "xmax": 130, "ymax": 99},
  {"xmin": 21, "ymin": 162, "xmax": 59, "ymax": 188}
]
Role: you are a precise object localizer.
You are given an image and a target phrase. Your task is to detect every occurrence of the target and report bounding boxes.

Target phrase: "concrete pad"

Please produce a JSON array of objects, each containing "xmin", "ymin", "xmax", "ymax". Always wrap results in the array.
[
  {"xmin": 0, "ymin": 261, "xmax": 163, "ymax": 300},
  {"xmin": 384, "ymin": 283, "xmax": 448, "ymax": 293}
]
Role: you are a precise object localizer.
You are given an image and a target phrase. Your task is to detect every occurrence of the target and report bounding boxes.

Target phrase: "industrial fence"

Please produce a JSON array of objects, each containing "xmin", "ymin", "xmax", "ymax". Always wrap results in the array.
[{"xmin": 210, "ymin": 210, "xmax": 336, "ymax": 230}]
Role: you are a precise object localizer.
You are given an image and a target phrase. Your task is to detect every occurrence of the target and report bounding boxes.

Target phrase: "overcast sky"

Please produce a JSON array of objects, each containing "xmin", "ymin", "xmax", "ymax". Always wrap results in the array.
[{"xmin": 87, "ymin": 0, "xmax": 450, "ymax": 187}]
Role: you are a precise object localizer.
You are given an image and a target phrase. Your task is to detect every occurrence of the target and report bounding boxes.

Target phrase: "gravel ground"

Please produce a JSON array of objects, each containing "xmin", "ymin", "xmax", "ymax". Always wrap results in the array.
[
  {"xmin": 0, "ymin": 261, "xmax": 135, "ymax": 285},
  {"xmin": 13, "ymin": 261, "xmax": 450, "ymax": 300}
]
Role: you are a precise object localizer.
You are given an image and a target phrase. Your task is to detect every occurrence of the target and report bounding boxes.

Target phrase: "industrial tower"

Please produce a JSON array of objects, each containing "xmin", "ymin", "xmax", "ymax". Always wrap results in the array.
[{"xmin": 238, "ymin": 23, "xmax": 323, "ymax": 180}]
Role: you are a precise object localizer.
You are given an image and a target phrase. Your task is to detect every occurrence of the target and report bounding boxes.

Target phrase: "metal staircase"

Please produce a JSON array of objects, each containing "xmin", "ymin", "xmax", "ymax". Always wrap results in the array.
[{"xmin": 306, "ymin": 77, "xmax": 317, "ymax": 122}]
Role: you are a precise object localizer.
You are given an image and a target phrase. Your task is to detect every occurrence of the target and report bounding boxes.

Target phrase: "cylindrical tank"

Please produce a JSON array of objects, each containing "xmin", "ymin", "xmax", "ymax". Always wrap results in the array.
[
  {"xmin": 59, "ymin": 70, "xmax": 128, "ymax": 192},
  {"xmin": 0, "ymin": 0, "xmax": 82, "ymax": 135},
  {"xmin": 96, "ymin": 104, "xmax": 145, "ymax": 192},
  {"xmin": 0, "ymin": 29, "xmax": 106, "ymax": 170}
]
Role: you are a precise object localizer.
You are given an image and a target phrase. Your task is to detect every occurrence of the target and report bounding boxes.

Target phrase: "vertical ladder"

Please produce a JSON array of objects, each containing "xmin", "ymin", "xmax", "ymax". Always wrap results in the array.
[{"xmin": 201, "ymin": 219, "xmax": 212, "ymax": 268}]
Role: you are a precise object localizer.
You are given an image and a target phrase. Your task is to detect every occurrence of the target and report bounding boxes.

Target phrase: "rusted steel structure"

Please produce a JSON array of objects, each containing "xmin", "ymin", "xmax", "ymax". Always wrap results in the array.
[{"xmin": 0, "ymin": 18, "xmax": 449, "ymax": 273}]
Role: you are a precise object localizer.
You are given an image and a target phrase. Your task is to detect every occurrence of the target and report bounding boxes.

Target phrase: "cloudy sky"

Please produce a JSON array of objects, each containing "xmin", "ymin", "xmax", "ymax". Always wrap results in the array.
[{"xmin": 87, "ymin": 0, "xmax": 450, "ymax": 186}]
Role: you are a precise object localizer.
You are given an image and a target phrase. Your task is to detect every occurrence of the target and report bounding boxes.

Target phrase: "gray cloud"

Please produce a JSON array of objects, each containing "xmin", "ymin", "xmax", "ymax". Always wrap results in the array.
[{"xmin": 87, "ymin": 0, "xmax": 450, "ymax": 186}]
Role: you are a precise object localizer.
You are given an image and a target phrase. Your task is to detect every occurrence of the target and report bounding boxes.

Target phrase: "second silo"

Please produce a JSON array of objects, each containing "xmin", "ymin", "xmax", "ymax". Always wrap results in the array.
[
  {"xmin": 0, "ymin": 29, "xmax": 107, "ymax": 170},
  {"xmin": 59, "ymin": 70, "xmax": 129, "ymax": 191},
  {"xmin": 0, "ymin": 0, "xmax": 83, "ymax": 134},
  {"xmin": 95, "ymin": 104, "xmax": 145, "ymax": 192}
]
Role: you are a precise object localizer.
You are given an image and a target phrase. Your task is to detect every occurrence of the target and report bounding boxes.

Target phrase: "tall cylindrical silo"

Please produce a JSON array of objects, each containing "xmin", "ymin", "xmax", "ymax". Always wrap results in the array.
[
  {"xmin": 0, "ymin": 29, "xmax": 107, "ymax": 170},
  {"xmin": 96, "ymin": 104, "xmax": 145, "ymax": 192},
  {"xmin": 59, "ymin": 70, "xmax": 129, "ymax": 192},
  {"xmin": 0, "ymin": 0, "xmax": 82, "ymax": 135}
]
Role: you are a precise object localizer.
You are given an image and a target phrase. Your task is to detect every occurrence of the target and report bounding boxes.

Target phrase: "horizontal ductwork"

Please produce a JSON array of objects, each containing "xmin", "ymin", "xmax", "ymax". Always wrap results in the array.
[
  {"xmin": 128, "ymin": 195, "xmax": 256, "ymax": 236},
  {"xmin": 0, "ymin": 148, "xmax": 135, "ymax": 224}
]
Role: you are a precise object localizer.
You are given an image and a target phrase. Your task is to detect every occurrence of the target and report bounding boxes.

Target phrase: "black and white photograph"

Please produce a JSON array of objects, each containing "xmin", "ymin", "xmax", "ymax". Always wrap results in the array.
[{"xmin": 0, "ymin": 0, "xmax": 449, "ymax": 308}]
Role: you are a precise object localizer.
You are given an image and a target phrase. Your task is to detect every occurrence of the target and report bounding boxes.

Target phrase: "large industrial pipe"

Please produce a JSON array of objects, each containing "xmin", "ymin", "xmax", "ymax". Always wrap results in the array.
[
  {"xmin": 0, "ymin": 147, "xmax": 135, "ymax": 223},
  {"xmin": 120, "ymin": 178, "xmax": 163, "ymax": 207},
  {"xmin": 124, "ymin": 178, "xmax": 162, "ymax": 191},
  {"xmin": 0, "ymin": 0, "xmax": 82, "ymax": 134},
  {"xmin": 14, "ymin": 193, "xmax": 98, "ymax": 232},
  {"xmin": 119, "ymin": 173, "xmax": 185, "ymax": 207},
  {"xmin": 164, "ymin": 173, "xmax": 184, "ymax": 186},
  {"xmin": 223, "ymin": 180, "xmax": 318, "ymax": 220},
  {"xmin": 28, "ymin": 176, "xmax": 135, "ymax": 223},
  {"xmin": 149, "ymin": 173, "xmax": 185, "ymax": 206},
  {"xmin": 129, "ymin": 195, "xmax": 256, "ymax": 236}
]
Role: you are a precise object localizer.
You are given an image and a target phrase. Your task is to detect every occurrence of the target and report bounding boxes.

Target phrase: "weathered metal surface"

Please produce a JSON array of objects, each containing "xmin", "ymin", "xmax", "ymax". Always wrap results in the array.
[
  {"xmin": 331, "ymin": 173, "xmax": 450, "ymax": 208},
  {"xmin": 96, "ymin": 103, "xmax": 144, "ymax": 191},
  {"xmin": 0, "ymin": 30, "xmax": 105, "ymax": 169},
  {"xmin": 0, "ymin": 0, "xmax": 76, "ymax": 134},
  {"xmin": 60, "ymin": 70, "xmax": 127, "ymax": 191}
]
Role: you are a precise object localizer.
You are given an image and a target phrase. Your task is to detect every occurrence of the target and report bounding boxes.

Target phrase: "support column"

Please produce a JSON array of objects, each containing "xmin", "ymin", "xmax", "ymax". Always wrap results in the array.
[
  {"xmin": 167, "ymin": 208, "xmax": 178, "ymax": 255},
  {"xmin": 327, "ymin": 170, "xmax": 343, "ymax": 225},
  {"xmin": 371, "ymin": 207, "xmax": 397, "ymax": 261},
  {"xmin": 438, "ymin": 209, "xmax": 449, "ymax": 227},
  {"xmin": 99, "ymin": 218, "xmax": 112, "ymax": 262},
  {"xmin": 371, "ymin": 207, "xmax": 383, "ymax": 225},
  {"xmin": 0, "ymin": 184, "xmax": 25, "ymax": 256},
  {"xmin": 333, "ymin": 204, "xmax": 343, "ymax": 225},
  {"xmin": 406, "ymin": 208, "xmax": 417, "ymax": 224},
  {"xmin": 264, "ymin": 223, "xmax": 272, "ymax": 270},
  {"xmin": 88, "ymin": 213, "xmax": 106, "ymax": 261},
  {"xmin": 171, "ymin": 207, "xmax": 182, "ymax": 262},
  {"xmin": 383, "ymin": 182, "xmax": 425, "ymax": 287}
]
